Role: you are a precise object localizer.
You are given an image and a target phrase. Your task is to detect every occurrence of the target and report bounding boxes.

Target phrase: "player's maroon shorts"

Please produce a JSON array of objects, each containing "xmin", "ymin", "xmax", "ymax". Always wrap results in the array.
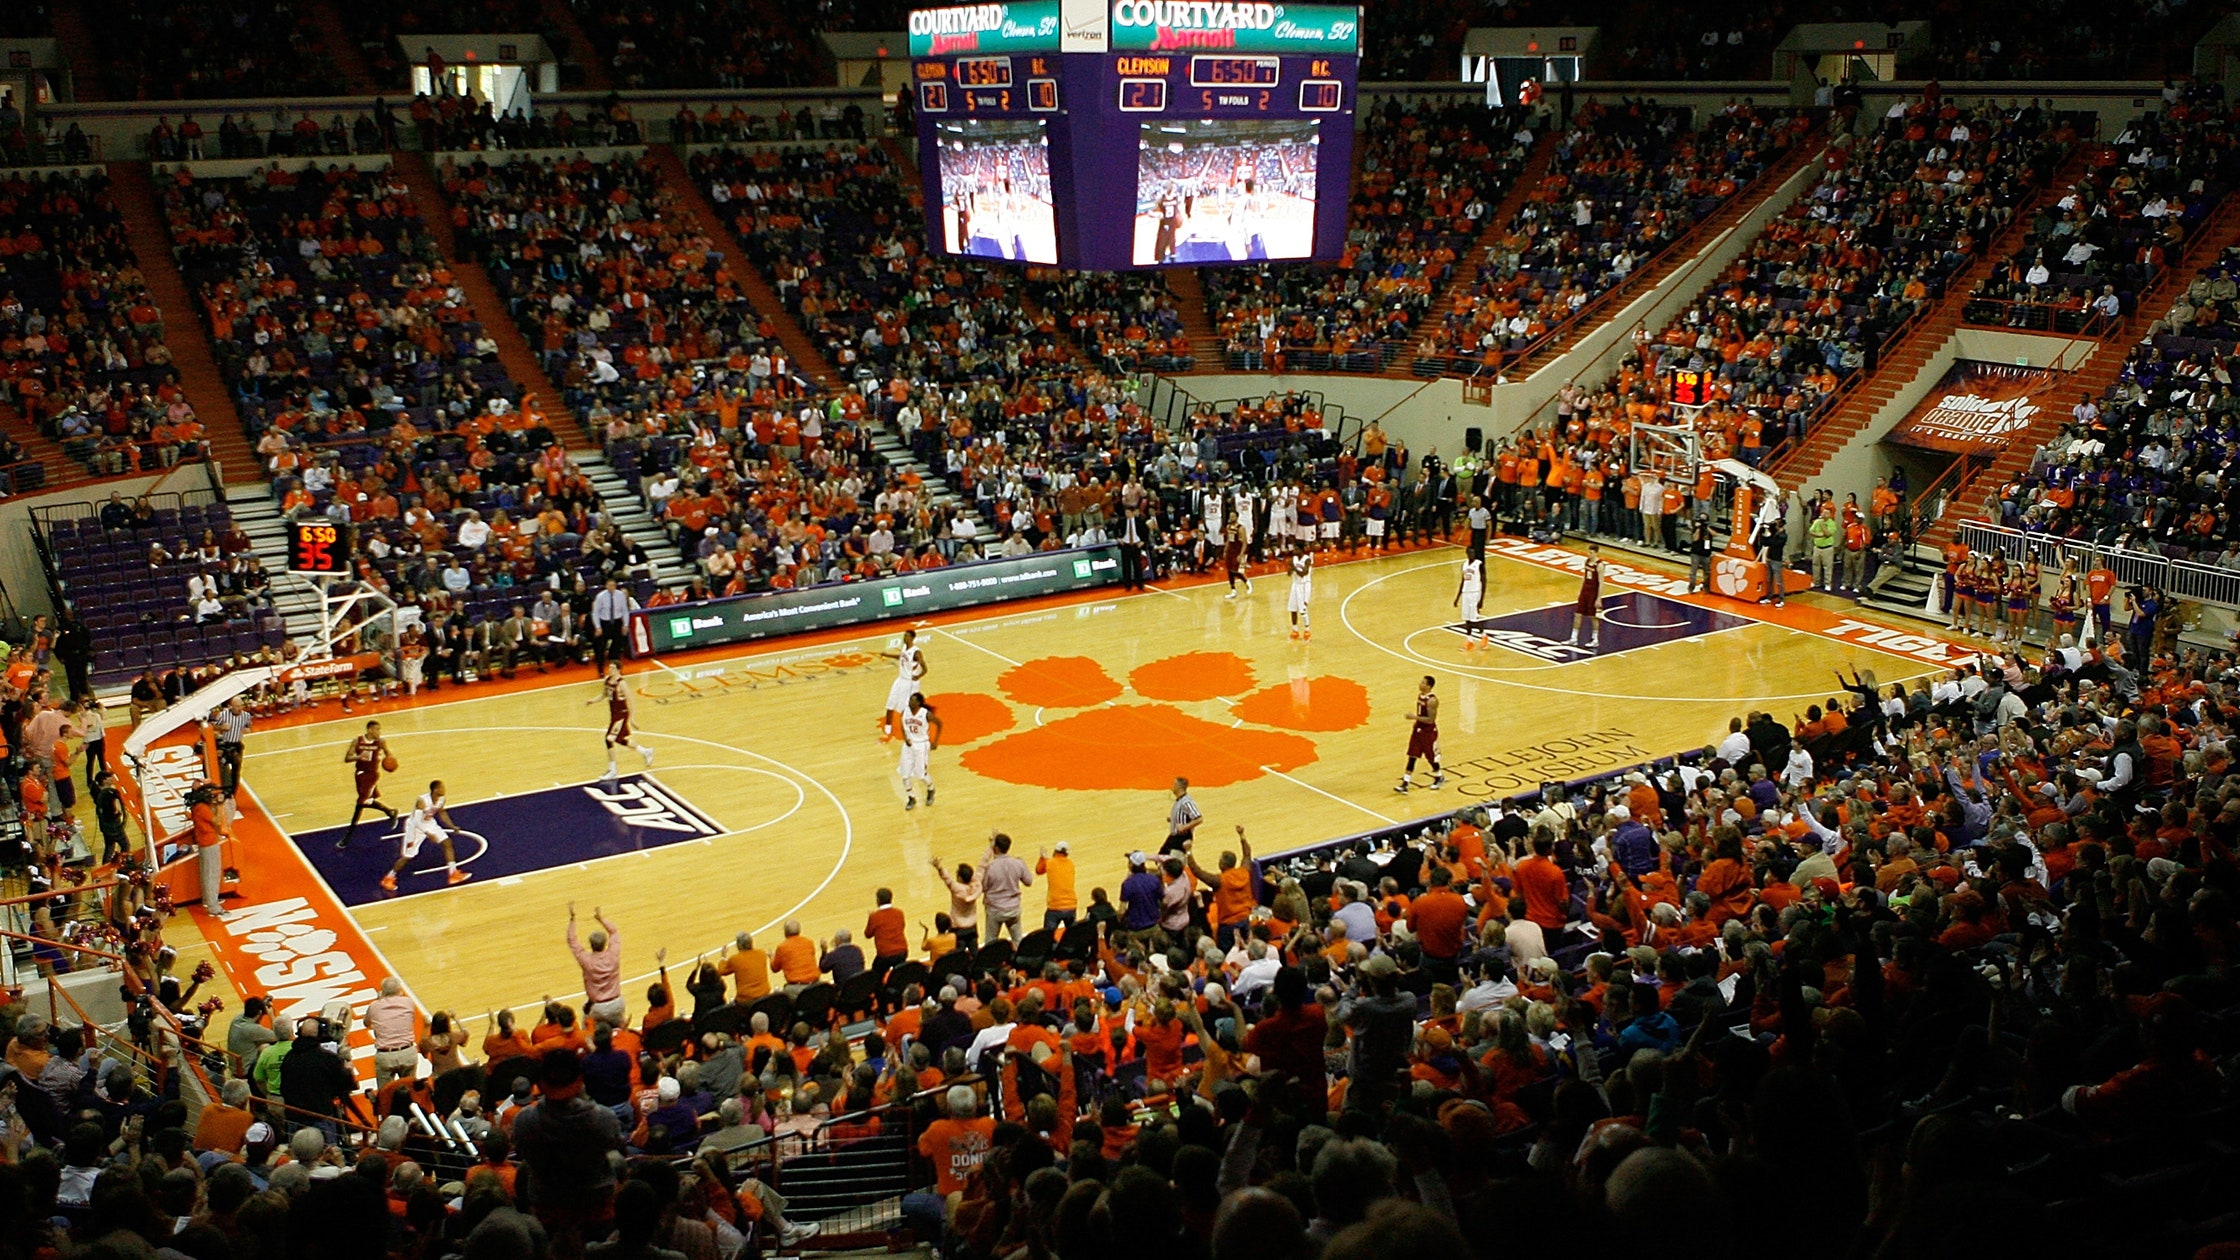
[
  {"xmin": 355, "ymin": 770, "xmax": 380, "ymax": 802},
  {"xmin": 606, "ymin": 716, "xmax": 631, "ymax": 746},
  {"xmin": 1407, "ymin": 722, "xmax": 1439, "ymax": 759}
]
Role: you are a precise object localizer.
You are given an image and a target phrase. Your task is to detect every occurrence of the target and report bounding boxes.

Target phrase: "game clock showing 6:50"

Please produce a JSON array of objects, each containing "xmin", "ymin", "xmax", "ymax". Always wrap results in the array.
[{"xmin": 286, "ymin": 519, "xmax": 354, "ymax": 575}]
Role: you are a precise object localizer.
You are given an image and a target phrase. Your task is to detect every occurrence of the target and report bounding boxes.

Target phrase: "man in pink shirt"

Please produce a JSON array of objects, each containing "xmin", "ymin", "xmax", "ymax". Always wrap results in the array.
[
  {"xmin": 569, "ymin": 902, "xmax": 624, "ymax": 1026},
  {"xmin": 363, "ymin": 977, "xmax": 420, "ymax": 1088}
]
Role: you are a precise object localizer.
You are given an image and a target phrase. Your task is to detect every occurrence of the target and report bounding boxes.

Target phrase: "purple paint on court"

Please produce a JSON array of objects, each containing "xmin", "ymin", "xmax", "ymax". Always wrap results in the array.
[
  {"xmin": 1445, "ymin": 592, "xmax": 1752, "ymax": 662},
  {"xmin": 284, "ymin": 774, "xmax": 724, "ymax": 906}
]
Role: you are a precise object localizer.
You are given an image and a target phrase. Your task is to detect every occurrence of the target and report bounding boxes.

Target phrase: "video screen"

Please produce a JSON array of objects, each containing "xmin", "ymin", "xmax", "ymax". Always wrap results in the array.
[
  {"xmin": 933, "ymin": 119, "xmax": 1058, "ymax": 265},
  {"xmin": 1133, "ymin": 119, "xmax": 1321, "ymax": 266}
]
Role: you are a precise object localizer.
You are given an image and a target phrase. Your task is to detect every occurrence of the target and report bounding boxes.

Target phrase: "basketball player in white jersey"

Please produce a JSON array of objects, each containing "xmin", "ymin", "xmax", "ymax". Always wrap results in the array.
[
  {"xmin": 879, "ymin": 628, "xmax": 928, "ymax": 741},
  {"xmin": 1203, "ymin": 485, "xmax": 1225, "ymax": 539},
  {"xmin": 898, "ymin": 693, "xmax": 945, "ymax": 811},
  {"xmin": 381, "ymin": 779, "xmax": 470, "ymax": 892},
  {"xmin": 589, "ymin": 662, "xmax": 654, "ymax": 780},
  {"xmin": 1269, "ymin": 482, "xmax": 1295, "ymax": 545},
  {"xmin": 1454, "ymin": 556, "xmax": 1487, "ymax": 649},
  {"xmin": 1287, "ymin": 545, "xmax": 1315, "ymax": 640}
]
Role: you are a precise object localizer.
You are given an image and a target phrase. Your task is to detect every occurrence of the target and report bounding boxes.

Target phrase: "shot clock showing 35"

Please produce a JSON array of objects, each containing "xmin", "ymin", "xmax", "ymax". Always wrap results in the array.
[{"xmin": 286, "ymin": 519, "xmax": 354, "ymax": 575}]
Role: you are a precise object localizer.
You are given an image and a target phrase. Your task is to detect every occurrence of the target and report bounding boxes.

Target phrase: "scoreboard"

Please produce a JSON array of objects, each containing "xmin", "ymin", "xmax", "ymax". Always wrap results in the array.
[{"xmin": 909, "ymin": 1, "xmax": 1360, "ymax": 270}]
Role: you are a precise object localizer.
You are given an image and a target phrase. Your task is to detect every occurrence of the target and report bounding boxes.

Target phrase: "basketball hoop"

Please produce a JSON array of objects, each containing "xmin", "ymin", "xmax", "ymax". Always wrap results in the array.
[{"xmin": 1629, "ymin": 422, "xmax": 1703, "ymax": 483}]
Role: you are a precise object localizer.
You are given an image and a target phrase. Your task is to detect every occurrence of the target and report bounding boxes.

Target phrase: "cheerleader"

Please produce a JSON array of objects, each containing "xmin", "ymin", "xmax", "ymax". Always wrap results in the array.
[
  {"xmin": 1950, "ymin": 556, "xmax": 1976, "ymax": 635},
  {"xmin": 2050, "ymin": 572, "xmax": 2080, "ymax": 642}
]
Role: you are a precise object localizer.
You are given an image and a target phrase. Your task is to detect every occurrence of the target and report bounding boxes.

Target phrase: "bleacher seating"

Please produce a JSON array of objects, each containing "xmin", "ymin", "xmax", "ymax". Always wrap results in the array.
[{"xmin": 43, "ymin": 499, "xmax": 283, "ymax": 689}]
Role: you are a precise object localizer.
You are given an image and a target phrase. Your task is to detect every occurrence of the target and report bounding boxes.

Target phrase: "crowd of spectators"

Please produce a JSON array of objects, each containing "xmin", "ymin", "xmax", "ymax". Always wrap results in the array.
[
  {"xmin": 0, "ymin": 170, "xmax": 200, "ymax": 481},
  {"xmin": 1030, "ymin": 273, "xmax": 1196, "ymax": 375},
  {"xmin": 442, "ymin": 150, "xmax": 940, "ymax": 592},
  {"xmin": 1969, "ymin": 88, "xmax": 2240, "ymax": 332},
  {"xmin": 571, "ymin": 0, "xmax": 819, "ymax": 89},
  {"xmin": 2000, "ymin": 243, "xmax": 2240, "ymax": 558},
  {"xmin": 1415, "ymin": 99, "xmax": 1814, "ymax": 379},
  {"xmin": 157, "ymin": 161, "xmax": 662, "ymax": 667},
  {"xmin": 1204, "ymin": 100, "xmax": 1535, "ymax": 373},
  {"xmin": 7, "ymin": 624, "xmax": 2237, "ymax": 1258},
  {"xmin": 1482, "ymin": 92, "xmax": 2075, "ymax": 549},
  {"xmin": 695, "ymin": 140, "xmax": 1082, "ymax": 395},
  {"xmin": 81, "ymin": 0, "xmax": 346, "ymax": 102}
]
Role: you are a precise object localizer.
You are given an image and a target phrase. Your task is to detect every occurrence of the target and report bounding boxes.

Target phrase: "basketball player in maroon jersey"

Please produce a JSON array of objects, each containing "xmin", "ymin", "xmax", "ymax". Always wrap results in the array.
[
  {"xmin": 1568, "ymin": 542, "xmax": 1603, "ymax": 649},
  {"xmin": 1221, "ymin": 520, "xmax": 1251, "ymax": 599},
  {"xmin": 338, "ymin": 720, "xmax": 399, "ymax": 850},
  {"xmin": 590, "ymin": 662, "xmax": 654, "ymax": 780},
  {"xmin": 1395, "ymin": 675, "xmax": 1444, "ymax": 793}
]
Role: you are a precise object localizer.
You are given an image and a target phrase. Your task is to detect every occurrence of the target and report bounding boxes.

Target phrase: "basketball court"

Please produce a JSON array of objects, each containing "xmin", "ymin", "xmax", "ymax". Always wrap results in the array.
[{"xmin": 204, "ymin": 537, "xmax": 1977, "ymax": 1031}]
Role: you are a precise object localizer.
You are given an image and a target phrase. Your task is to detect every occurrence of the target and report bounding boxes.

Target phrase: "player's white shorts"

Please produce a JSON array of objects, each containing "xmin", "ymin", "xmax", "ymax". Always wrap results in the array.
[
  {"xmin": 1461, "ymin": 585, "xmax": 1483, "ymax": 613},
  {"xmin": 885, "ymin": 677, "xmax": 919, "ymax": 712},
  {"xmin": 1319, "ymin": 521, "xmax": 1340, "ymax": 539},
  {"xmin": 898, "ymin": 741, "xmax": 930, "ymax": 781},
  {"xmin": 400, "ymin": 820, "xmax": 445, "ymax": 860},
  {"xmin": 1366, "ymin": 519, "xmax": 1386, "ymax": 537},
  {"xmin": 1287, "ymin": 583, "xmax": 1313, "ymax": 613}
]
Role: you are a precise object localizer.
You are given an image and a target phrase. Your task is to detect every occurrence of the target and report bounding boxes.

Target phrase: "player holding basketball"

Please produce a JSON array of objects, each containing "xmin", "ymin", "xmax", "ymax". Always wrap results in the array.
[
  {"xmin": 1395, "ymin": 675, "xmax": 1444, "ymax": 793},
  {"xmin": 1222, "ymin": 521, "xmax": 1251, "ymax": 598},
  {"xmin": 1286, "ymin": 546, "xmax": 1314, "ymax": 640},
  {"xmin": 1454, "ymin": 555, "xmax": 1486, "ymax": 650},
  {"xmin": 337, "ymin": 719, "xmax": 398, "ymax": 851},
  {"xmin": 898, "ymin": 693, "xmax": 944, "ymax": 811},
  {"xmin": 879, "ymin": 629, "xmax": 927, "ymax": 740},
  {"xmin": 1567, "ymin": 543, "xmax": 1603, "ymax": 649},
  {"xmin": 591, "ymin": 662, "xmax": 654, "ymax": 780},
  {"xmin": 381, "ymin": 779, "xmax": 470, "ymax": 892}
]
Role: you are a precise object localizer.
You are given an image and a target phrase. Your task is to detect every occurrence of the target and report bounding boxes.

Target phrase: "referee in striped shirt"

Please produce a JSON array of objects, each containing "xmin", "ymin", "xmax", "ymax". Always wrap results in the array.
[
  {"xmin": 211, "ymin": 697, "xmax": 252, "ymax": 798},
  {"xmin": 1163, "ymin": 776, "xmax": 1202, "ymax": 853}
]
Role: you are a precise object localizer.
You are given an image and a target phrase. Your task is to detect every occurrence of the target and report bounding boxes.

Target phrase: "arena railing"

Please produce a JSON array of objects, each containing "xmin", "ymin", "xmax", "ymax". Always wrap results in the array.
[
  {"xmin": 1254, "ymin": 746, "xmax": 1715, "ymax": 881},
  {"xmin": 1955, "ymin": 519, "xmax": 2240, "ymax": 611}
]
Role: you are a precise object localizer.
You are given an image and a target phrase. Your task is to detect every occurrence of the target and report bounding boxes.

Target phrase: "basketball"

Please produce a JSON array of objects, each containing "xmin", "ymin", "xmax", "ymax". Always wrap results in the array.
[{"xmin": 382, "ymin": 753, "xmax": 399, "ymax": 773}]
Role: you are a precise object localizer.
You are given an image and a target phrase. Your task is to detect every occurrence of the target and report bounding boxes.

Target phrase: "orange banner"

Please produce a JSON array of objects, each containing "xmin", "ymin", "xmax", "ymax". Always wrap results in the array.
[{"xmin": 1886, "ymin": 359, "xmax": 2062, "ymax": 453}]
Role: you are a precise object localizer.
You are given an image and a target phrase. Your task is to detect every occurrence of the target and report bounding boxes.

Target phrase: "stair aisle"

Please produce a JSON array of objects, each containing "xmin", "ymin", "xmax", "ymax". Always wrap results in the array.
[
  {"xmin": 306, "ymin": 0, "xmax": 380, "ymax": 95},
  {"xmin": 1917, "ymin": 194, "xmax": 2240, "ymax": 552},
  {"xmin": 106, "ymin": 163, "xmax": 256, "ymax": 481},
  {"xmin": 1162, "ymin": 267, "xmax": 1222, "ymax": 369},
  {"xmin": 223, "ymin": 484, "xmax": 327, "ymax": 643},
  {"xmin": 539, "ymin": 0, "xmax": 614, "ymax": 91},
  {"xmin": 643, "ymin": 143, "xmax": 844, "ymax": 392},
  {"xmin": 577, "ymin": 451, "xmax": 692, "ymax": 589},
  {"xmin": 387, "ymin": 149, "xmax": 584, "ymax": 446},
  {"xmin": 1768, "ymin": 146, "xmax": 2094, "ymax": 489},
  {"xmin": 866, "ymin": 424, "xmax": 997, "ymax": 551},
  {"xmin": 51, "ymin": 0, "xmax": 105, "ymax": 102}
]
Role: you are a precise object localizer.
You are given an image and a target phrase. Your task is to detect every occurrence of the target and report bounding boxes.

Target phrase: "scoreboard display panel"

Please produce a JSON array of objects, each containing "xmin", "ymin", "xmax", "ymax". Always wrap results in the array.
[{"xmin": 908, "ymin": 1, "xmax": 1360, "ymax": 270}]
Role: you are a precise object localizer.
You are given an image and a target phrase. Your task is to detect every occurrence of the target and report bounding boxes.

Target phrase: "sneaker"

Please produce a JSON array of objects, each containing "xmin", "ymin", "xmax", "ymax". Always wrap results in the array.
[
  {"xmin": 1302, "ymin": 630, "xmax": 1311, "ymax": 640},
  {"xmin": 641, "ymin": 745, "xmax": 655, "ymax": 768},
  {"xmin": 382, "ymin": 805, "xmax": 398, "ymax": 819},
  {"xmin": 1289, "ymin": 629, "xmax": 1300, "ymax": 640},
  {"xmin": 1587, "ymin": 638, "xmax": 1599, "ymax": 648},
  {"xmin": 1393, "ymin": 779, "xmax": 1410, "ymax": 793},
  {"xmin": 446, "ymin": 869, "xmax": 472, "ymax": 886},
  {"xmin": 780, "ymin": 1221, "xmax": 821, "ymax": 1248},
  {"xmin": 1225, "ymin": 590, "xmax": 1238, "ymax": 600},
  {"xmin": 335, "ymin": 837, "xmax": 352, "ymax": 851},
  {"xmin": 905, "ymin": 797, "xmax": 916, "ymax": 811},
  {"xmin": 379, "ymin": 873, "xmax": 397, "ymax": 891},
  {"xmin": 925, "ymin": 787, "xmax": 936, "ymax": 805},
  {"xmin": 1244, "ymin": 580, "xmax": 1252, "ymax": 593},
  {"xmin": 1430, "ymin": 774, "xmax": 1446, "ymax": 789}
]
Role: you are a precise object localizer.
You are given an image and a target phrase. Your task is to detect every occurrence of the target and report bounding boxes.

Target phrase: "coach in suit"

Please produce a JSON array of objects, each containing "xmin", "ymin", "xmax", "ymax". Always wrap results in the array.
[
  {"xmin": 591, "ymin": 579, "xmax": 636, "ymax": 670},
  {"xmin": 1117, "ymin": 504, "xmax": 1147, "ymax": 590}
]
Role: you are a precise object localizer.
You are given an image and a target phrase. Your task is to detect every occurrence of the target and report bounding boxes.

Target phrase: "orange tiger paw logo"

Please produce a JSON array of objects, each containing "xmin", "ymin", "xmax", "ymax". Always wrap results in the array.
[{"xmin": 930, "ymin": 651, "xmax": 1371, "ymax": 790}]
